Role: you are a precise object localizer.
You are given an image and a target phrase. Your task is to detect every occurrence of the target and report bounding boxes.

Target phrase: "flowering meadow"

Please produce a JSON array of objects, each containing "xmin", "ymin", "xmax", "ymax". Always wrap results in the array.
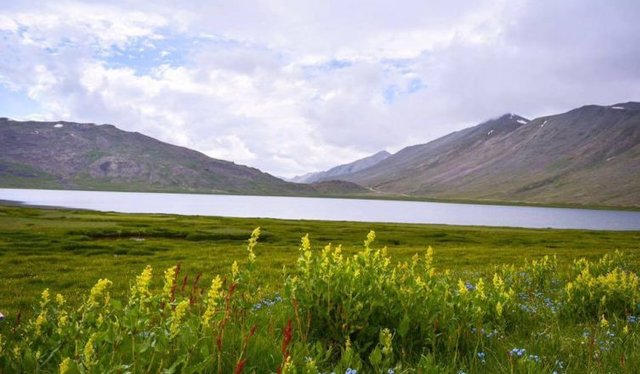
[{"xmin": 2, "ymin": 227, "xmax": 640, "ymax": 373}]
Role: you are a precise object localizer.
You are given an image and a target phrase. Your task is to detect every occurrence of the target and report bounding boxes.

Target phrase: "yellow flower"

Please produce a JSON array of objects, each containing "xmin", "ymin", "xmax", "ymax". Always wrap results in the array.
[
  {"xmin": 89, "ymin": 278, "xmax": 113, "ymax": 308},
  {"xmin": 301, "ymin": 233, "xmax": 311, "ymax": 252},
  {"xmin": 57, "ymin": 311, "xmax": 68, "ymax": 334},
  {"xmin": 35, "ymin": 311, "xmax": 47, "ymax": 336},
  {"xmin": 332, "ymin": 245, "xmax": 343, "ymax": 264},
  {"xmin": 202, "ymin": 275, "xmax": 223, "ymax": 326},
  {"xmin": 364, "ymin": 230, "xmax": 376, "ymax": 248},
  {"xmin": 380, "ymin": 328, "xmax": 393, "ymax": 355},
  {"xmin": 40, "ymin": 288, "xmax": 50, "ymax": 307},
  {"xmin": 130, "ymin": 266, "xmax": 152, "ymax": 305},
  {"xmin": 170, "ymin": 299, "xmax": 190, "ymax": 339},
  {"xmin": 600, "ymin": 314, "xmax": 609, "ymax": 329},
  {"xmin": 247, "ymin": 227, "xmax": 260, "ymax": 264},
  {"xmin": 458, "ymin": 279, "xmax": 468, "ymax": 295},
  {"xmin": 83, "ymin": 333, "xmax": 97, "ymax": 368},
  {"xmin": 496, "ymin": 301, "xmax": 503, "ymax": 317},
  {"xmin": 163, "ymin": 265, "xmax": 178, "ymax": 300},
  {"xmin": 281, "ymin": 356, "xmax": 294, "ymax": 374},
  {"xmin": 492, "ymin": 273, "xmax": 504, "ymax": 290},
  {"xmin": 476, "ymin": 278, "xmax": 486, "ymax": 299},
  {"xmin": 55, "ymin": 293, "xmax": 65, "ymax": 307},
  {"xmin": 624, "ymin": 325, "xmax": 630, "ymax": 335},
  {"xmin": 59, "ymin": 357, "xmax": 71, "ymax": 374},
  {"xmin": 231, "ymin": 261, "xmax": 240, "ymax": 281}
]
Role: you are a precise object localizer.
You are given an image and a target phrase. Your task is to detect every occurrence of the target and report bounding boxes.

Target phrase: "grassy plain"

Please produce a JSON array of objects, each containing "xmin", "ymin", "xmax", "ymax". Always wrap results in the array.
[
  {"xmin": 2, "ymin": 204, "xmax": 640, "ymax": 372},
  {"xmin": 1, "ymin": 203, "xmax": 639, "ymax": 318}
]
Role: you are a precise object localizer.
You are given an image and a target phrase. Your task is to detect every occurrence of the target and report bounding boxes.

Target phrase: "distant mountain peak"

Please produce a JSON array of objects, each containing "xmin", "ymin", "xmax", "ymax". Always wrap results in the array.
[{"xmin": 291, "ymin": 150, "xmax": 391, "ymax": 184}]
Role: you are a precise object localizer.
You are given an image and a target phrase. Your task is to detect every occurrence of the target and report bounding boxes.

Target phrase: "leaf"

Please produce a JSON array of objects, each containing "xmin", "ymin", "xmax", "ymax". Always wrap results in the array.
[
  {"xmin": 369, "ymin": 347, "xmax": 382, "ymax": 367},
  {"xmin": 398, "ymin": 314, "xmax": 410, "ymax": 338}
]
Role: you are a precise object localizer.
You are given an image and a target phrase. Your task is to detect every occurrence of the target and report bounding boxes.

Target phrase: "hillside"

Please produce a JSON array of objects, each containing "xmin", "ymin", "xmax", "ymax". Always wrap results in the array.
[
  {"xmin": 0, "ymin": 118, "xmax": 362, "ymax": 196},
  {"xmin": 338, "ymin": 103, "xmax": 640, "ymax": 207},
  {"xmin": 291, "ymin": 151, "xmax": 390, "ymax": 183}
]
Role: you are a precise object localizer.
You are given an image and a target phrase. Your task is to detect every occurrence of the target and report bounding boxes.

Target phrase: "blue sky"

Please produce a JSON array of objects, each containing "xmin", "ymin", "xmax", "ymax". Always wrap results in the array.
[{"xmin": 1, "ymin": 0, "xmax": 639, "ymax": 177}]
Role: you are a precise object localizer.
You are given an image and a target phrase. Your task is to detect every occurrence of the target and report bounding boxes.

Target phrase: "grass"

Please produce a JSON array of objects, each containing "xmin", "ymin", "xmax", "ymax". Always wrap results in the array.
[
  {"xmin": 1, "ymin": 204, "xmax": 640, "ymax": 372},
  {"xmin": 1, "ymin": 204, "xmax": 639, "ymax": 319}
]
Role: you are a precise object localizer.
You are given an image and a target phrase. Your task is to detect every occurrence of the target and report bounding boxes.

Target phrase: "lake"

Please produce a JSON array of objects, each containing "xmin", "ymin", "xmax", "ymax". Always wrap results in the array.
[{"xmin": 1, "ymin": 188, "xmax": 639, "ymax": 230}]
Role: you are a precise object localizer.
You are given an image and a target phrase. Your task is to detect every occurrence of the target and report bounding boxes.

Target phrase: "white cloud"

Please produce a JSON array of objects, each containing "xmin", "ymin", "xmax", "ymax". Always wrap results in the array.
[{"xmin": 0, "ymin": 0, "xmax": 639, "ymax": 178}]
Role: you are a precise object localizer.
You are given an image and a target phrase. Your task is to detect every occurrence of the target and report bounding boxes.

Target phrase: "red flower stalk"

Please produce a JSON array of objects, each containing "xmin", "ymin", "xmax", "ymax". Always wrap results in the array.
[
  {"xmin": 234, "ymin": 359, "xmax": 247, "ymax": 374},
  {"xmin": 181, "ymin": 274, "xmax": 189, "ymax": 293}
]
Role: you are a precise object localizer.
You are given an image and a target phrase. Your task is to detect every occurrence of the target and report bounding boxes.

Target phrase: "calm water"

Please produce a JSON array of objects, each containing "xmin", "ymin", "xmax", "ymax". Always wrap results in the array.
[{"xmin": 1, "ymin": 188, "xmax": 639, "ymax": 230}]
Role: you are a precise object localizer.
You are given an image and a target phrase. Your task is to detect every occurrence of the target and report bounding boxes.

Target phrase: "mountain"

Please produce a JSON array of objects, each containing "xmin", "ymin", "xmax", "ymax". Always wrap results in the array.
[
  {"xmin": 336, "ymin": 103, "xmax": 640, "ymax": 207},
  {"xmin": 0, "ymin": 118, "xmax": 366, "ymax": 196},
  {"xmin": 291, "ymin": 151, "xmax": 391, "ymax": 183}
]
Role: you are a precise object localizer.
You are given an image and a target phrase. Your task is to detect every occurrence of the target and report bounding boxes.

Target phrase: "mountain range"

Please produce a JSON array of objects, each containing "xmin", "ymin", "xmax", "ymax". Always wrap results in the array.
[
  {"xmin": 326, "ymin": 103, "xmax": 640, "ymax": 207},
  {"xmin": 0, "ymin": 118, "xmax": 365, "ymax": 196},
  {"xmin": 1, "ymin": 101, "xmax": 638, "ymax": 208}
]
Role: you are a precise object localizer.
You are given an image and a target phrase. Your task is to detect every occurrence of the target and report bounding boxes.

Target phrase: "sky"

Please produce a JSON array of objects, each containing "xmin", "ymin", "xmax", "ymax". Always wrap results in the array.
[{"xmin": 1, "ymin": 1, "xmax": 639, "ymax": 178}]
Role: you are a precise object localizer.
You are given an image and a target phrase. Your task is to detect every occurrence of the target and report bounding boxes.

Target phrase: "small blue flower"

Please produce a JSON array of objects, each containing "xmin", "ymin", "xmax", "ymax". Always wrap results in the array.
[
  {"xmin": 477, "ymin": 351, "xmax": 486, "ymax": 362},
  {"xmin": 627, "ymin": 315, "xmax": 637, "ymax": 324},
  {"xmin": 528, "ymin": 354, "xmax": 540, "ymax": 363},
  {"xmin": 465, "ymin": 282, "xmax": 475, "ymax": 291},
  {"xmin": 345, "ymin": 369, "xmax": 357, "ymax": 374},
  {"xmin": 387, "ymin": 369, "xmax": 395, "ymax": 374},
  {"xmin": 509, "ymin": 348, "xmax": 526, "ymax": 358}
]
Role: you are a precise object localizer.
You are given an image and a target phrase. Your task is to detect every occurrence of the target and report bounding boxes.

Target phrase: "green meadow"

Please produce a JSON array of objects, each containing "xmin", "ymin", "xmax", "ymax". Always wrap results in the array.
[{"xmin": 1, "ymin": 203, "xmax": 640, "ymax": 372}]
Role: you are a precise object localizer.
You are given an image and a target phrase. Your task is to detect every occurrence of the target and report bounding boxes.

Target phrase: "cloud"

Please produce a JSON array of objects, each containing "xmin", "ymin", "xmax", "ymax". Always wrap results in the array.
[{"xmin": 0, "ymin": 0, "xmax": 639, "ymax": 177}]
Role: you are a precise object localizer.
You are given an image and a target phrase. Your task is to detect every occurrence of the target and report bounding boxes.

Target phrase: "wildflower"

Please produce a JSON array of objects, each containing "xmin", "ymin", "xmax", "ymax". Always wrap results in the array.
[
  {"xmin": 509, "ymin": 348, "xmax": 526, "ymax": 358},
  {"xmin": 496, "ymin": 301, "xmax": 503, "ymax": 317},
  {"xmin": 477, "ymin": 351, "xmax": 486, "ymax": 363},
  {"xmin": 83, "ymin": 333, "xmax": 97, "ymax": 368},
  {"xmin": 0, "ymin": 312, "xmax": 4, "ymax": 322},
  {"xmin": 425, "ymin": 246, "xmax": 434, "ymax": 268},
  {"xmin": 130, "ymin": 266, "xmax": 152, "ymax": 304},
  {"xmin": 364, "ymin": 230, "xmax": 376, "ymax": 248},
  {"xmin": 304, "ymin": 356, "xmax": 318, "ymax": 372},
  {"xmin": 623, "ymin": 325, "xmax": 630, "ymax": 335},
  {"xmin": 89, "ymin": 278, "xmax": 112, "ymax": 308},
  {"xmin": 247, "ymin": 227, "xmax": 260, "ymax": 264},
  {"xmin": 281, "ymin": 356, "xmax": 294, "ymax": 374},
  {"xmin": 231, "ymin": 261, "xmax": 240, "ymax": 281},
  {"xmin": 40, "ymin": 288, "xmax": 50, "ymax": 307},
  {"xmin": 600, "ymin": 314, "xmax": 609, "ymax": 329},
  {"xmin": 346, "ymin": 369, "xmax": 357, "ymax": 374},
  {"xmin": 55, "ymin": 293, "xmax": 65, "ymax": 307},
  {"xmin": 34, "ymin": 311, "xmax": 47, "ymax": 336},
  {"xmin": 170, "ymin": 299, "xmax": 190, "ymax": 338},
  {"xmin": 493, "ymin": 273, "xmax": 504, "ymax": 289},
  {"xmin": 627, "ymin": 315, "xmax": 637, "ymax": 324},
  {"xmin": 380, "ymin": 328, "xmax": 393, "ymax": 355},
  {"xmin": 163, "ymin": 265, "xmax": 178, "ymax": 300},
  {"xmin": 332, "ymin": 245, "xmax": 343, "ymax": 264},
  {"xmin": 59, "ymin": 357, "xmax": 71, "ymax": 374},
  {"xmin": 476, "ymin": 278, "xmax": 486, "ymax": 299},
  {"xmin": 202, "ymin": 275, "xmax": 223, "ymax": 326},
  {"xmin": 57, "ymin": 311, "xmax": 68, "ymax": 334},
  {"xmin": 388, "ymin": 370, "xmax": 395, "ymax": 374},
  {"xmin": 528, "ymin": 354, "xmax": 540, "ymax": 363},
  {"xmin": 458, "ymin": 279, "xmax": 469, "ymax": 295}
]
